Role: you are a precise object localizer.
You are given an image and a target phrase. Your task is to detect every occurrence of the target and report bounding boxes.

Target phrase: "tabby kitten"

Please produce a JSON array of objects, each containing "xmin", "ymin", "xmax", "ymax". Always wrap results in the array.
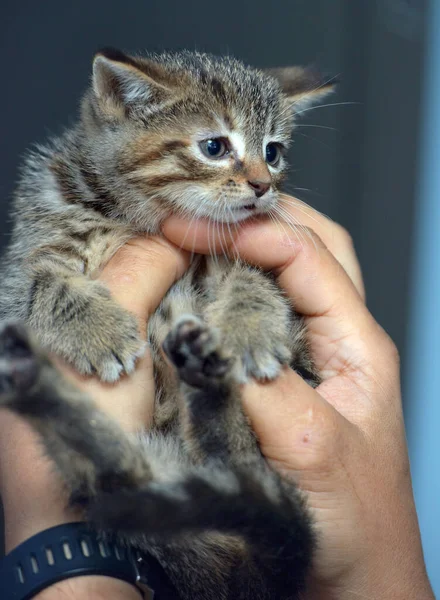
[{"xmin": 0, "ymin": 49, "xmax": 334, "ymax": 599}]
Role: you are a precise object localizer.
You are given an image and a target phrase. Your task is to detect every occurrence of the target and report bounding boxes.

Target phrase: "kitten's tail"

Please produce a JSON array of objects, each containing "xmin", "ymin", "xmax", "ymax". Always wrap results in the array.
[{"xmin": 89, "ymin": 466, "xmax": 315, "ymax": 594}]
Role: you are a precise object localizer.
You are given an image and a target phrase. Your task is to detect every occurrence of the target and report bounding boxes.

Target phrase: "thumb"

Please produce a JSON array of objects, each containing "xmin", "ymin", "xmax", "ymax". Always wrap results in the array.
[
  {"xmin": 57, "ymin": 237, "xmax": 189, "ymax": 431},
  {"xmin": 98, "ymin": 236, "xmax": 189, "ymax": 333},
  {"xmin": 242, "ymin": 369, "xmax": 351, "ymax": 476}
]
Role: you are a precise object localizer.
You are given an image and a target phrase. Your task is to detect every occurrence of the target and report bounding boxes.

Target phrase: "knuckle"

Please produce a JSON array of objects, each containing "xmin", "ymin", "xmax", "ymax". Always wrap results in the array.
[
  {"xmin": 106, "ymin": 240, "xmax": 168, "ymax": 284},
  {"xmin": 372, "ymin": 326, "xmax": 400, "ymax": 372},
  {"xmin": 383, "ymin": 334, "xmax": 400, "ymax": 367},
  {"xmin": 293, "ymin": 226, "xmax": 326, "ymax": 253},
  {"xmin": 124, "ymin": 237, "xmax": 182, "ymax": 274},
  {"xmin": 106, "ymin": 258, "xmax": 143, "ymax": 287},
  {"xmin": 303, "ymin": 225, "xmax": 322, "ymax": 242},
  {"xmin": 334, "ymin": 223, "xmax": 354, "ymax": 250}
]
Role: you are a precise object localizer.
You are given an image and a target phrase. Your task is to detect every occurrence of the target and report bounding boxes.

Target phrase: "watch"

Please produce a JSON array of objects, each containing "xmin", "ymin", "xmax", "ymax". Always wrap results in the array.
[{"xmin": 0, "ymin": 522, "xmax": 180, "ymax": 600}]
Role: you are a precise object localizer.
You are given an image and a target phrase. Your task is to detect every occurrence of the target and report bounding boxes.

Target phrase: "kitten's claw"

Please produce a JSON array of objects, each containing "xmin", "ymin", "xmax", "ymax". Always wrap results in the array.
[
  {"xmin": 163, "ymin": 316, "xmax": 232, "ymax": 388},
  {"xmin": 235, "ymin": 343, "xmax": 292, "ymax": 383},
  {"xmin": 30, "ymin": 283, "xmax": 147, "ymax": 383},
  {"xmin": 0, "ymin": 321, "xmax": 40, "ymax": 394},
  {"xmin": 65, "ymin": 303, "xmax": 146, "ymax": 383}
]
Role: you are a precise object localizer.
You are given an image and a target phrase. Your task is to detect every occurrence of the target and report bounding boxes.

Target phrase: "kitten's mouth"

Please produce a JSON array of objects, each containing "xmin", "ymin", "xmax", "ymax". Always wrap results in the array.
[
  {"xmin": 232, "ymin": 203, "xmax": 256, "ymax": 211},
  {"xmin": 211, "ymin": 198, "xmax": 275, "ymax": 223}
]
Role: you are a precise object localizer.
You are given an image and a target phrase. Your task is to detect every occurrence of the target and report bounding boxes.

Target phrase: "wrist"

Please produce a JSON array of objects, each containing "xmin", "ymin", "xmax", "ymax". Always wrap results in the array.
[
  {"xmin": 33, "ymin": 576, "xmax": 141, "ymax": 600},
  {"xmin": 0, "ymin": 413, "xmax": 81, "ymax": 553},
  {"xmin": 308, "ymin": 581, "xmax": 434, "ymax": 600},
  {"xmin": 0, "ymin": 519, "xmax": 150, "ymax": 600},
  {"xmin": 307, "ymin": 558, "xmax": 434, "ymax": 600}
]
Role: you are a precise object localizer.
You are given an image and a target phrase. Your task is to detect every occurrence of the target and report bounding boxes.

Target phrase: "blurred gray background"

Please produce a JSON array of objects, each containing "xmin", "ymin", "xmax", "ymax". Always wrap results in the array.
[
  {"xmin": 0, "ymin": 0, "xmax": 426, "ymax": 368},
  {"xmin": 1, "ymin": 0, "xmax": 438, "ymax": 593}
]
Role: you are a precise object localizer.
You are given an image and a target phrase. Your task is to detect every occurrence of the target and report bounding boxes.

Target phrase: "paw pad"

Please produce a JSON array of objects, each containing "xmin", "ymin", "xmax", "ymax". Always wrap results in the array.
[{"xmin": 163, "ymin": 316, "xmax": 232, "ymax": 386}]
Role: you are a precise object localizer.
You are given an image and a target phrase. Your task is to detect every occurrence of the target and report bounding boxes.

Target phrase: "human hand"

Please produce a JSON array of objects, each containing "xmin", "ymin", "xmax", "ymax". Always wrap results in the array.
[
  {"xmin": 0, "ymin": 235, "xmax": 189, "ymax": 599},
  {"xmin": 1, "ymin": 193, "xmax": 432, "ymax": 599},
  {"xmin": 163, "ymin": 195, "xmax": 434, "ymax": 599},
  {"xmin": 57, "ymin": 236, "xmax": 189, "ymax": 432}
]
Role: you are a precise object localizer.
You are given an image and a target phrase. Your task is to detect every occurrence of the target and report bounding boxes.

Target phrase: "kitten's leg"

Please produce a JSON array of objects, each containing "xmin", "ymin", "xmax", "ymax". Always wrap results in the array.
[
  {"xmin": 91, "ymin": 468, "xmax": 314, "ymax": 599},
  {"xmin": 92, "ymin": 316, "xmax": 314, "ymax": 598},
  {"xmin": 0, "ymin": 321, "xmax": 152, "ymax": 505},
  {"xmin": 148, "ymin": 272, "xmax": 200, "ymax": 430},
  {"xmin": 27, "ymin": 250, "xmax": 144, "ymax": 382},
  {"xmin": 204, "ymin": 259, "xmax": 318, "ymax": 385},
  {"xmin": 163, "ymin": 315, "xmax": 259, "ymax": 463},
  {"xmin": 0, "ymin": 321, "xmax": 314, "ymax": 597}
]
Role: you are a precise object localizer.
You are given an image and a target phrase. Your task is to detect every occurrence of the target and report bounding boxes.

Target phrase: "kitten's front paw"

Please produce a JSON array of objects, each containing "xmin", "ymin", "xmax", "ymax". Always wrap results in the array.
[
  {"xmin": 65, "ymin": 300, "xmax": 145, "ymax": 382},
  {"xmin": 0, "ymin": 321, "xmax": 40, "ymax": 394},
  {"xmin": 163, "ymin": 316, "xmax": 232, "ymax": 388},
  {"xmin": 223, "ymin": 327, "xmax": 292, "ymax": 384},
  {"xmin": 33, "ymin": 283, "xmax": 146, "ymax": 383},
  {"xmin": 239, "ymin": 339, "xmax": 291, "ymax": 383}
]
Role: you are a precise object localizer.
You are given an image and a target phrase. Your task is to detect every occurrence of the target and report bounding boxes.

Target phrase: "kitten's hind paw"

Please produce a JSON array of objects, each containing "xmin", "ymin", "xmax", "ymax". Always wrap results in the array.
[
  {"xmin": 163, "ymin": 316, "xmax": 232, "ymax": 388},
  {"xmin": 0, "ymin": 321, "xmax": 40, "ymax": 394}
]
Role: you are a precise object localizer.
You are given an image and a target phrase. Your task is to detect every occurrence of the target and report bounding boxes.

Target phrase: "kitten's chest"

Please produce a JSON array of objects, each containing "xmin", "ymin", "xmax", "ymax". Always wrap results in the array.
[{"xmin": 148, "ymin": 256, "xmax": 223, "ymax": 347}]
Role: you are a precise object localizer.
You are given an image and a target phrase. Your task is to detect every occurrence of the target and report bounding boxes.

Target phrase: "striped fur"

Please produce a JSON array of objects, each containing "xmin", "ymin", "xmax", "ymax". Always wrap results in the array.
[{"xmin": 0, "ymin": 49, "xmax": 334, "ymax": 598}]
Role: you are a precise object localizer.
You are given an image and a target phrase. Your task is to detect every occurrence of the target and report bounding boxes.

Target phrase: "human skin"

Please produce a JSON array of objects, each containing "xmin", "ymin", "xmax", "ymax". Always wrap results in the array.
[{"xmin": 0, "ymin": 196, "xmax": 434, "ymax": 599}]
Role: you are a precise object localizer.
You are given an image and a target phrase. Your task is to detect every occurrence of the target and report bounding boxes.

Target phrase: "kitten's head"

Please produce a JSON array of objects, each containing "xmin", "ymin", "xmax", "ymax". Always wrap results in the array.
[{"xmin": 81, "ymin": 49, "xmax": 335, "ymax": 231}]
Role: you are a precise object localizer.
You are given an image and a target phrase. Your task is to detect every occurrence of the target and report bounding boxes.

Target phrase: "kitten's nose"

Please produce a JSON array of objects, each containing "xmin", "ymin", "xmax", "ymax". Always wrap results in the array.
[{"xmin": 248, "ymin": 180, "xmax": 271, "ymax": 198}]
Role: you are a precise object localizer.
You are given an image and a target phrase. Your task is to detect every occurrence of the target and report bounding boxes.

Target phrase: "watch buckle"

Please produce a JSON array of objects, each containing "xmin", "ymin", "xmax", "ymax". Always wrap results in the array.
[{"xmin": 133, "ymin": 554, "xmax": 155, "ymax": 599}]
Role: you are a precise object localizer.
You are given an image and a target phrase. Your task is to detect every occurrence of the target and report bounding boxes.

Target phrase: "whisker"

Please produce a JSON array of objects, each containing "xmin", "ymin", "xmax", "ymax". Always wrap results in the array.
[
  {"xmin": 218, "ymin": 201, "xmax": 227, "ymax": 264},
  {"xmin": 226, "ymin": 207, "xmax": 241, "ymax": 261},
  {"xmin": 294, "ymin": 123, "xmax": 338, "ymax": 132},
  {"xmin": 280, "ymin": 77, "xmax": 340, "ymax": 120},
  {"xmin": 271, "ymin": 209, "xmax": 307, "ymax": 255},
  {"xmin": 283, "ymin": 210, "xmax": 319, "ymax": 253},
  {"xmin": 283, "ymin": 185, "xmax": 323, "ymax": 198},
  {"xmin": 183, "ymin": 202, "xmax": 210, "ymax": 263},
  {"xmin": 178, "ymin": 213, "xmax": 198, "ymax": 254},
  {"xmin": 206, "ymin": 209, "xmax": 214, "ymax": 264},
  {"xmin": 271, "ymin": 204, "xmax": 314, "ymax": 251},
  {"xmin": 269, "ymin": 207, "xmax": 306, "ymax": 252},
  {"xmin": 295, "ymin": 73, "xmax": 341, "ymax": 98},
  {"xmin": 211, "ymin": 201, "xmax": 223, "ymax": 267},
  {"xmin": 275, "ymin": 201, "xmax": 314, "ymax": 233},
  {"xmin": 294, "ymin": 101, "xmax": 360, "ymax": 118},
  {"xmin": 216, "ymin": 193, "xmax": 228, "ymax": 260},
  {"xmin": 189, "ymin": 216, "xmax": 200, "ymax": 263},
  {"xmin": 279, "ymin": 195, "xmax": 331, "ymax": 225},
  {"xmin": 294, "ymin": 131, "xmax": 336, "ymax": 152},
  {"xmin": 211, "ymin": 208, "xmax": 220, "ymax": 267},
  {"xmin": 220, "ymin": 212, "xmax": 229, "ymax": 261},
  {"xmin": 215, "ymin": 199, "xmax": 226, "ymax": 262}
]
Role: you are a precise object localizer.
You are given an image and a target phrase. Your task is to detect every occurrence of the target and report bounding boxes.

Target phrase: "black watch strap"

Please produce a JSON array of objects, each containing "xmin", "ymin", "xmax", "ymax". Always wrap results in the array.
[{"xmin": 0, "ymin": 522, "xmax": 180, "ymax": 600}]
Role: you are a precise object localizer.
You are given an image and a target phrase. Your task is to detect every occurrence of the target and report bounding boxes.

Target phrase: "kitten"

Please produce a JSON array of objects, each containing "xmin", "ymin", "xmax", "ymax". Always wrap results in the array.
[{"xmin": 0, "ymin": 50, "xmax": 334, "ymax": 598}]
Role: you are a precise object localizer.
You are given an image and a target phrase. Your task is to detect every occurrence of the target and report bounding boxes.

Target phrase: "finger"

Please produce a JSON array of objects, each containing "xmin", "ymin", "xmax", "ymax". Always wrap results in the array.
[
  {"xmin": 232, "ymin": 219, "xmax": 367, "ymax": 321},
  {"xmin": 58, "ymin": 237, "xmax": 189, "ymax": 430},
  {"xmin": 231, "ymin": 220, "xmax": 394, "ymax": 396},
  {"xmin": 278, "ymin": 195, "xmax": 365, "ymax": 300},
  {"xmin": 56, "ymin": 351, "xmax": 158, "ymax": 431},
  {"xmin": 241, "ymin": 368, "xmax": 353, "ymax": 478},
  {"xmin": 98, "ymin": 236, "xmax": 189, "ymax": 332},
  {"xmin": 162, "ymin": 214, "xmax": 239, "ymax": 255},
  {"xmin": 162, "ymin": 197, "xmax": 365, "ymax": 299}
]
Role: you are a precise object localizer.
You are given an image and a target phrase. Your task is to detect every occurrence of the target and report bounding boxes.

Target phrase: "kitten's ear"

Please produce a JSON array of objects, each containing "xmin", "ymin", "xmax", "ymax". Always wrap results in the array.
[
  {"xmin": 92, "ymin": 48, "xmax": 172, "ymax": 113},
  {"xmin": 265, "ymin": 66, "xmax": 337, "ymax": 114}
]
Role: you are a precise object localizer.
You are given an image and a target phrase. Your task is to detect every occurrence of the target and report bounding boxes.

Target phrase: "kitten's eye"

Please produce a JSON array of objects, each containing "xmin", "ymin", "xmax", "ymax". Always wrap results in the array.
[
  {"xmin": 265, "ymin": 143, "xmax": 281, "ymax": 167},
  {"xmin": 200, "ymin": 138, "xmax": 229, "ymax": 159}
]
